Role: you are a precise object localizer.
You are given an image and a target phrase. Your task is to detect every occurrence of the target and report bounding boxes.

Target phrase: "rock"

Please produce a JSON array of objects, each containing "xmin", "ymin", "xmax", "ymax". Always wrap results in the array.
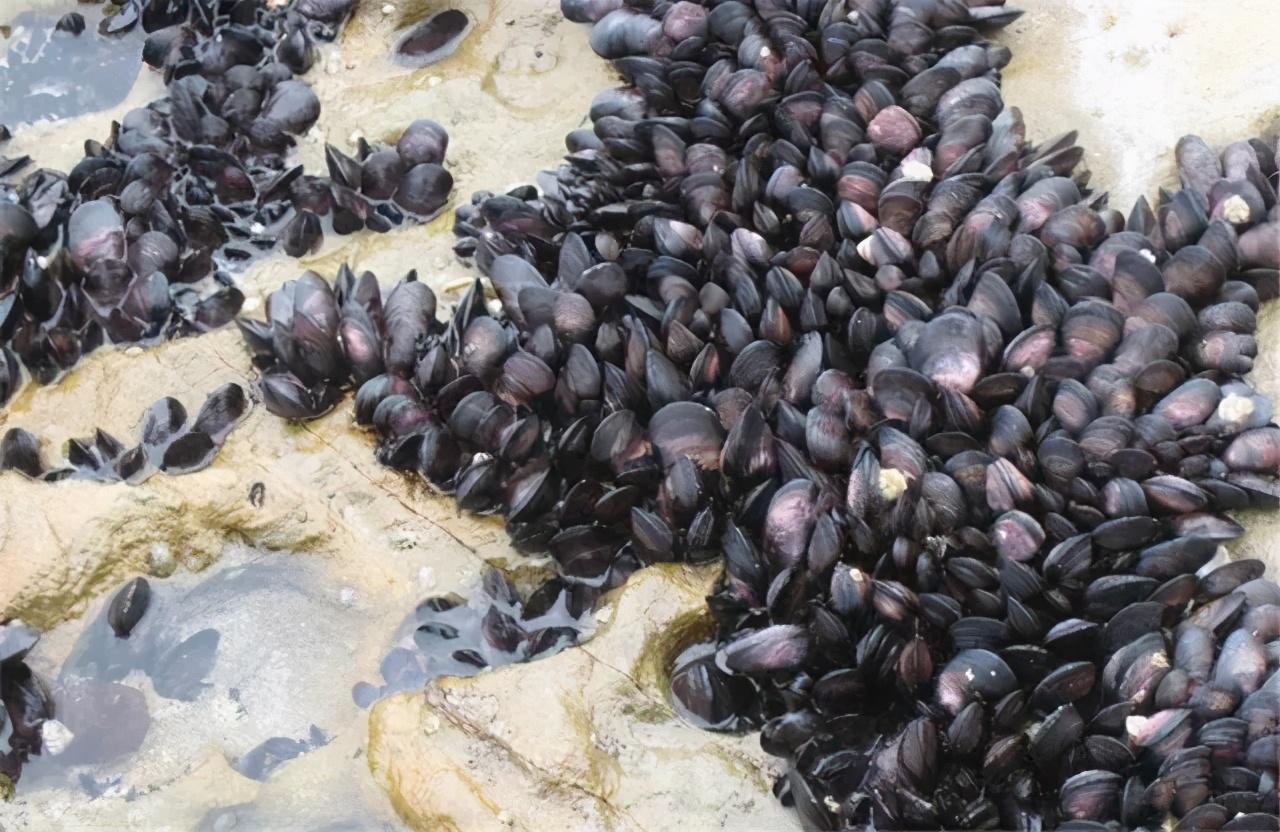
[
  {"xmin": 0, "ymin": 331, "xmax": 493, "ymax": 631},
  {"xmin": 367, "ymin": 564, "xmax": 798, "ymax": 832},
  {"xmin": 49, "ymin": 679, "xmax": 149, "ymax": 765}
]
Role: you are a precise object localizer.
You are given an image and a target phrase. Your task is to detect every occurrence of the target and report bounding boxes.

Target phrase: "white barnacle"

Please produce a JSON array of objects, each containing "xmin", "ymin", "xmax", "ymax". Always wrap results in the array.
[
  {"xmin": 878, "ymin": 468, "xmax": 909, "ymax": 501},
  {"xmin": 899, "ymin": 159, "xmax": 934, "ymax": 182},
  {"xmin": 1217, "ymin": 392, "xmax": 1255, "ymax": 425},
  {"xmin": 1222, "ymin": 194, "xmax": 1251, "ymax": 224}
]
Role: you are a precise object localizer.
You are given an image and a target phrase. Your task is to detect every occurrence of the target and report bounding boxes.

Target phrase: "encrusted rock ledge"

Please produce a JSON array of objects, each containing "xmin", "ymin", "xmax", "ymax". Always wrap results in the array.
[
  {"xmin": 0, "ymin": 329, "xmax": 504, "ymax": 631},
  {"xmin": 368, "ymin": 563, "xmax": 799, "ymax": 832}
]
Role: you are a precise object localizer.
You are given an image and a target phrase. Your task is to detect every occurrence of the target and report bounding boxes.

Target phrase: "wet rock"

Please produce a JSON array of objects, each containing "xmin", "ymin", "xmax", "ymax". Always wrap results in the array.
[
  {"xmin": 47, "ymin": 678, "xmax": 149, "ymax": 767},
  {"xmin": 151, "ymin": 628, "xmax": 220, "ymax": 701},
  {"xmin": 0, "ymin": 9, "xmax": 143, "ymax": 125},
  {"xmin": 368, "ymin": 565, "xmax": 796, "ymax": 831},
  {"xmin": 235, "ymin": 726, "xmax": 329, "ymax": 781}
]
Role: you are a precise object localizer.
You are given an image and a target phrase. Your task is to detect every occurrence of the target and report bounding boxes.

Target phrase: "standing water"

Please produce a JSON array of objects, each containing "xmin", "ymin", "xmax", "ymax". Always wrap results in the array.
[{"xmin": 12, "ymin": 547, "xmax": 403, "ymax": 829}]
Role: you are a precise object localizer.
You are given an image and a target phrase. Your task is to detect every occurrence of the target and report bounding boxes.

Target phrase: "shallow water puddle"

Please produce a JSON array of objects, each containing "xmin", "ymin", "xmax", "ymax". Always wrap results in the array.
[
  {"xmin": 12, "ymin": 547, "xmax": 404, "ymax": 829},
  {"xmin": 353, "ymin": 568, "xmax": 594, "ymax": 707},
  {"xmin": 0, "ymin": 6, "xmax": 144, "ymax": 128}
]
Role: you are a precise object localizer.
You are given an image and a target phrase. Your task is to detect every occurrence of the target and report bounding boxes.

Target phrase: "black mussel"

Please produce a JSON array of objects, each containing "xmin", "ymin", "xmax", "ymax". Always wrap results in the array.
[
  {"xmin": 1, "ymin": 428, "xmax": 44, "ymax": 477},
  {"xmin": 283, "ymin": 210, "xmax": 323, "ymax": 257},
  {"xmin": 250, "ymin": 81, "xmax": 321, "ymax": 148},
  {"xmin": 191, "ymin": 384, "xmax": 250, "ymax": 444},
  {"xmin": 719, "ymin": 625, "xmax": 809, "ymax": 675},
  {"xmin": 361, "ymin": 151, "xmax": 405, "ymax": 201},
  {"xmin": 398, "ymin": 120, "xmax": 450, "ymax": 167},
  {"xmin": 394, "ymin": 163, "xmax": 454, "ymax": 217},
  {"xmin": 936, "ymin": 649, "xmax": 1017, "ymax": 714},
  {"xmin": 260, "ymin": 372, "xmax": 340, "ymax": 420},
  {"xmin": 296, "ymin": 0, "xmax": 358, "ymax": 23},
  {"xmin": 56, "ymin": 12, "xmax": 86, "ymax": 34},
  {"xmin": 108, "ymin": 577, "xmax": 151, "ymax": 638},
  {"xmin": 67, "ymin": 199, "xmax": 125, "ymax": 271},
  {"xmin": 383, "ymin": 275, "xmax": 437, "ymax": 377}
]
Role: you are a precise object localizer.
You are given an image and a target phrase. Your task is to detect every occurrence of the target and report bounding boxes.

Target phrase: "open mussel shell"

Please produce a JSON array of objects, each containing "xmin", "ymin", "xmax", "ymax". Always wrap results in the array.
[{"xmin": 393, "ymin": 10, "xmax": 473, "ymax": 68}]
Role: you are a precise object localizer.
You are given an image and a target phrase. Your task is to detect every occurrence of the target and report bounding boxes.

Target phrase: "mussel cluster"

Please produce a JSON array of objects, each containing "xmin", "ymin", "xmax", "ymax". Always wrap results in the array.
[
  {"xmin": 0, "ymin": 0, "xmax": 456, "ymax": 409},
  {"xmin": 0, "ymin": 620, "xmax": 52, "ymax": 796},
  {"xmin": 222, "ymin": 0, "xmax": 1279, "ymax": 828},
  {"xmin": 410, "ymin": 565, "xmax": 589, "ymax": 675},
  {"xmin": 236, "ymin": 265, "xmax": 439, "ymax": 420},
  {"xmin": 0, "ymin": 382, "xmax": 249, "ymax": 483},
  {"xmin": 4, "ymin": 0, "xmax": 1280, "ymax": 824}
]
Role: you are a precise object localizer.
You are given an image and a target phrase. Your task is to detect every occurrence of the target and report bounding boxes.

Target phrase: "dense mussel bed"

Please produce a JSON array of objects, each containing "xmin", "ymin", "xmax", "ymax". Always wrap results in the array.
[
  {"xmin": 228, "ymin": 0, "xmax": 1280, "ymax": 828},
  {"xmin": 0, "ymin": 0, "xmax": 453, "ymax": 409},
  {"xmin": 4, "ymin": 0, "xmax": 1280, "ymax": 827}
]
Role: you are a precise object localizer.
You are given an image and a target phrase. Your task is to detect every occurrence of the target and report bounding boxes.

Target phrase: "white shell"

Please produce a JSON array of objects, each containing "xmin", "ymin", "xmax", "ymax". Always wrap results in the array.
[{"xmin": 41, "ymin": 719, "xmax": 75, "ymax": 756}]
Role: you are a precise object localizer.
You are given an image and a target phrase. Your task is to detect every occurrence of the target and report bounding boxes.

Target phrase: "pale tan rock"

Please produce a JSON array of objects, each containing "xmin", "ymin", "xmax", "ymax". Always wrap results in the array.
[
  {"xmin": 0, "ymin": 330, "xmax": 505, "ymax": 630},
  {"xmin": 368, "ymin": 564, "xmax": 798, "ymax": 832},
  {"xmin": 1001, "ymin": 0, "xmax": 1280, "ymax": 211}
]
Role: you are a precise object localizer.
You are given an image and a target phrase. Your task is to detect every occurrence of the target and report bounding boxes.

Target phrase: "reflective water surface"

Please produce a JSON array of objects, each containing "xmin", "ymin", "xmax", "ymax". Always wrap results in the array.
[{"xmin": 0, "ymin": 6, "xmax": 144, "ymax": 127}]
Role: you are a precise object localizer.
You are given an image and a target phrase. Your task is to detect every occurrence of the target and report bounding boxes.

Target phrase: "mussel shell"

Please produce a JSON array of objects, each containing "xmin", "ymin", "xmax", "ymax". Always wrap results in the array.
[{"xmin": 107, "ymin": 577, "xmax": 152, "ymax": 638}]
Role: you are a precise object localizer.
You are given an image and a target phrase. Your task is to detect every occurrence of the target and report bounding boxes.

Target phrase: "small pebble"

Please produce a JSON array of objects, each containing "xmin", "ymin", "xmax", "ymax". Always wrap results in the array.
[{"xmin": 149, "ymin": 542, "xmax": 175, "ymax": 577}]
